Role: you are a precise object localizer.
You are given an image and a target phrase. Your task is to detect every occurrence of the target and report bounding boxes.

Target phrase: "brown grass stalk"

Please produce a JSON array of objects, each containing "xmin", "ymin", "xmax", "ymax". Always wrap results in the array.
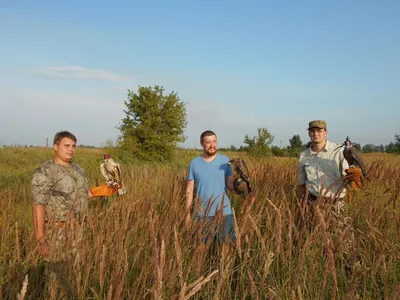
[
  {"xmin": 315, "ymin": 208, "xmax": 338, "ymax": 300},
  {"xmin": 267, "ymin": 198, "xmax": 283, "ymax": 255},
  {"xmin": 183, "ymin": 269, "xmax": 218, "ymax": 300}
]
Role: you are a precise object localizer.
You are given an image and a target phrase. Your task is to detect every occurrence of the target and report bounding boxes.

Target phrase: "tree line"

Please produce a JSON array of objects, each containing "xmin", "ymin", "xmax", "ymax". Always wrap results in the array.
[{"xmin": 115, "ymin": 86, "xmax": 400, "ymax": 160}]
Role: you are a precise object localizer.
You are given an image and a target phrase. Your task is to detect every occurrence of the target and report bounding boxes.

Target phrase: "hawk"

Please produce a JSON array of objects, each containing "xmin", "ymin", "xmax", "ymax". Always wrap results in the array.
[
  {"xmin": 100, "ymin": 154, "xmax": 127, "ymax": 195},
  {"xmin": 229, "ymin": 158, "xmax": 252, "ymax": 198},
  {"xmin": 342, "ymin": 137, "xmax": 368, "ymax": 179}
]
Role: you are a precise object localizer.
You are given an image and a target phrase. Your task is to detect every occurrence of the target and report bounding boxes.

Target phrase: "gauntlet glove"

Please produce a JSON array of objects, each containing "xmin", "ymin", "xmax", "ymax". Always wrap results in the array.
[
  {"xmin": 90, "ymin": 184, "xmax": 118, "ymax": 197},
  {"xmin": 345, "ymin": 168, "xmax": 362, "ymax": 191}
]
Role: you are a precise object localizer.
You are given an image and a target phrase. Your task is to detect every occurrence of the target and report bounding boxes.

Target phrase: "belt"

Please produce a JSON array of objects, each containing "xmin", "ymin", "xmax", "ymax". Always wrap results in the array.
[
  {"xmin": 308, "ymin": 193, "xmax": 319, "ymax": 201},
  {"xmin": 45, "ymin": 220, "xmax": 66, "ymax": 227},
  {"xmin": 308, "ymin": 193, "xmax": 343, "ymax": 202}
]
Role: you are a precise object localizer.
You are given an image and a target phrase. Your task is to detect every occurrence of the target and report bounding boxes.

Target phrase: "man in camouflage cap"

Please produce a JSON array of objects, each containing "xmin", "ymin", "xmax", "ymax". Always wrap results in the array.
[
  {"xmin": 296, "ymin": 120, "xmax": 350, "ymax": 201},
  {"xmin": 31, "ymin": 131, "xmax": 94, "ymax": 260},
  {"xmin": 296, "ymin": 120, "xmax": 361, "ymax": 273}
]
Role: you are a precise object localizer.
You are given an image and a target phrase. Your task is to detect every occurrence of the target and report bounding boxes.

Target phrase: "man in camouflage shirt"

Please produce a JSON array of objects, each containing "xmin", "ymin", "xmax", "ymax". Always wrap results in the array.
[{"xmin": 31, "ymin": 131, "xmax": 94, "ymax": 259}]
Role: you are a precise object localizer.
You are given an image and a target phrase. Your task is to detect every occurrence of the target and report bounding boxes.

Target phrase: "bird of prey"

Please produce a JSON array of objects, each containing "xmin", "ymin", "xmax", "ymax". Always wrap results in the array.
[
  {"xmin": 100, "ymin": 154, "xmax": 127, "ymax": 195},
  {"xmin": 342, "ymin": 137, "xmax": 368, "ymax": 179},
  {"xmin": 229, "ymin": 158, "xmax": 252, "ymax": 197}
]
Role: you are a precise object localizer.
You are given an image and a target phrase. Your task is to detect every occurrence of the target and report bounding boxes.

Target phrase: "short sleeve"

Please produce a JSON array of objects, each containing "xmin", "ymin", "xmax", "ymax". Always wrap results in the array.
[
  {"xmin": 31, "ymin": 167, "xmax": 53, "ymax": 205},
  {"xmin": 187, "ymin": 160, "xmax": 195, "ymax": 181},
  {"xmin": 73, "ymin": 165, "xmax": 89, "ymax": 218},
  {"xmin": 226, "ymin": 163, "xmax": 233, "ymax": 177}
]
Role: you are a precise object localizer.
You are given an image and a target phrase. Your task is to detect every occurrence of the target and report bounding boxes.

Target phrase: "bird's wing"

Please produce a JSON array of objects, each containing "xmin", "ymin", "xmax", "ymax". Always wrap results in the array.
[
  {"xmin": 343, "ymin": 147, "xmax": 355, "ymax": 167},
  {"xmin": 104, "ymin": 160, "xmax": 117, "ymax": 180},
  {"xmin": 350, "ymin": 147, "xmax": 368, "ymax": 177},
  {"xmin": 100, "ymin": 163, "xmax": 110, "ymax": 181},
  {"xmin": 238, "ymin": 158, "xmax": 251, "ymax": 183},
  {"xmin": 114, "ymin": 163, "xmax": 122, "ymax": 181}
]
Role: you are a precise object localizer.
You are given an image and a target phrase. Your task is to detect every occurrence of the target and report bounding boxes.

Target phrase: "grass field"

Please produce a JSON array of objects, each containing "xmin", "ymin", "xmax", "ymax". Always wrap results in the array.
[{"xmin": 1, "ymin": 147, "xmax": 400, "ymax": 299}]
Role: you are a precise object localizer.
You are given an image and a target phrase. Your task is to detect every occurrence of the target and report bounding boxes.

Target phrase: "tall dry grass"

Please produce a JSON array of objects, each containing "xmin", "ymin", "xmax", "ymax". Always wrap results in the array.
[{"xmin": 1, "ymin": 149, "xmax": 400, "ymax": 299}]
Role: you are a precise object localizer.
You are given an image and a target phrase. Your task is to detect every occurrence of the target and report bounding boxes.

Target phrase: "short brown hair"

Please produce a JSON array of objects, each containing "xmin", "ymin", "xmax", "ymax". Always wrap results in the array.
[
  {"xmin": 53, "ymin": 131, "xmax": 77, "ymax": 145},
  {"xmin": 200, "ymin": 130, "xmax": 217, "ymax": 141}
]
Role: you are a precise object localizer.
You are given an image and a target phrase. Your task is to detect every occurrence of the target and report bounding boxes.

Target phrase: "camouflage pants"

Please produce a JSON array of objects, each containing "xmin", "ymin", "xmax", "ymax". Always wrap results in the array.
[
  {"xmin": 42, "ymin": 221, "xmax": 85, "ymax": 297},
  {"xmin": 44, "ymin": 220, "xmax": 85, "ymax": 262}
]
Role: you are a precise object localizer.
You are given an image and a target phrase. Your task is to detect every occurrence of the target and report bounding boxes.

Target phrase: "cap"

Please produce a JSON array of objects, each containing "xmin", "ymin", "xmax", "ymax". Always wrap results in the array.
[{"xmin": 307, "ymin": 120, "xmax": 327, "ymax": 130}]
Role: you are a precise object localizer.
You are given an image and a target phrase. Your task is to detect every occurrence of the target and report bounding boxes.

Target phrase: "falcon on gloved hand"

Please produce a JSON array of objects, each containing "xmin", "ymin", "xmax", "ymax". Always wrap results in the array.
[
  {"xmin": 339, "ymin": 137, "xmax": 369, "ymax": 191},
  {"xmin": 229, "ymin": 158, "xmax": 252, "ymax": 198},
  {"xmin": 100, "ymin": 154, "xmax": 127, "ymax": 195},
  {"xmin": 342, "ymin": 136, "xmax": 368, "ymax": 179}
]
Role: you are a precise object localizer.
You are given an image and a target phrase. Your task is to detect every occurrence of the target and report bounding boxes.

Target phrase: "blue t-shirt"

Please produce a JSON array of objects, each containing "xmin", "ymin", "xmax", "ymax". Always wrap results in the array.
[{"xmin": 187, "ymin": 153, "xmax": 233, "ymax": 216}]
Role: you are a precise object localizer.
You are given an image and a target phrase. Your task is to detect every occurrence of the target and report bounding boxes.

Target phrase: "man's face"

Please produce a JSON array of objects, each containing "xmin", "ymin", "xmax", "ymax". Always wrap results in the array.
[
  {"xmin": 308, "ymin": 128, "xmax": 328, "ymax": 144},
  {"xmin": 54, "ymin": 137, "xmax": 76, "ymax": 164},
  {"xmin": 201, "ymin": 135, "xmax": 217, "ymax": 156}
]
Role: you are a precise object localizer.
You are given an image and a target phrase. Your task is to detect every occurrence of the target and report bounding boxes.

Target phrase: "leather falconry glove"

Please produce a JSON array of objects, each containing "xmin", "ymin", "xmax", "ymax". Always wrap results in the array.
[
  {"xmin": 90, "ymin": 184, "xmax": 119, "ymax": 197},
  {"xmin": 233, "ymin": 177, "xmax": 246, "ymax": 198},
  {"xmin": 345, "ymin": 168, "xmax": 362, "ymax": 191}
]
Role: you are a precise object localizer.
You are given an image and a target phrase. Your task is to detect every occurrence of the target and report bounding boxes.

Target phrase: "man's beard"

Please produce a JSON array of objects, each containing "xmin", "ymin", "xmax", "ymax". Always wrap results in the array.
[{"xmin": 205, "ymin": 148, "xmax": 217, "ymax": 156}]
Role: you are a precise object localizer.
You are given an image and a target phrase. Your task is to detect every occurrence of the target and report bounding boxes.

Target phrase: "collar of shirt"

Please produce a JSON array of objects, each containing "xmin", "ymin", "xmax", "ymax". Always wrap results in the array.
[{"xmin": 308, "ymin": 140, "xmax": 333, "ymax": 156}]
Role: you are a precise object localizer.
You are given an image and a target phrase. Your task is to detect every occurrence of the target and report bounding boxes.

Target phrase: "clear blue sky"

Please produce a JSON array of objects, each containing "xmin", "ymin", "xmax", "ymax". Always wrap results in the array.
[{"xmin": 1, "ymin": 1, "xmax": 399, "ymax": 148}]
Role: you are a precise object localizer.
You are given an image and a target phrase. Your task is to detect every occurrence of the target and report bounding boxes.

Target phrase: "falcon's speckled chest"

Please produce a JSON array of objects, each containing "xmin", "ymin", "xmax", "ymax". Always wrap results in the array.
[{"xmin": 104, "ymin": 159, "xmax": 118, "ymax": 175}]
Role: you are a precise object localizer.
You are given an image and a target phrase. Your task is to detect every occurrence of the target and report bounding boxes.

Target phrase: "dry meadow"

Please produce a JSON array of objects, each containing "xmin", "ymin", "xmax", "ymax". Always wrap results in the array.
[{"xmin": 1, "ymin": 148, "xmax": 400, "ymax": 299}]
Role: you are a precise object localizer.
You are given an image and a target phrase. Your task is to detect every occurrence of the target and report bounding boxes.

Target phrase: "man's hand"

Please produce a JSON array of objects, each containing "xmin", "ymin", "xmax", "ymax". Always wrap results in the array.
[
  {"xmin": 37, "ymin": 238, "xmax": 49, "ymax": 257},
  {"xmin": 113, "ymin": 181, "xmax": 121, "ymax": 188},
  {"xmin": 345, "ymin": 168, "xmax": 362, "ymax": 191}
]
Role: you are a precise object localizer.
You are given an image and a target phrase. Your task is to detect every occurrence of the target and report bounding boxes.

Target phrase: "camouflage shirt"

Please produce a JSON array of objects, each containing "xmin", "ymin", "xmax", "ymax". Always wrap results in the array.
[
  {"xmin": 31, "ymin": 159, "xmax": 89, "ymax": 222},
  {"xmin": 297, "ymin": 141, "xmax": 349, "ymax": 198}
]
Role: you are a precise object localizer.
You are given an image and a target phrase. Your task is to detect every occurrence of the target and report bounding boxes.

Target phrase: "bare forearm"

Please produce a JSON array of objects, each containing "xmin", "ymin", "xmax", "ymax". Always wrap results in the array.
[
  {"xmin": 185, "ymin": 191, "xmax": 193, "ymax": 214},
  {"xmin": 185, "ymin": 181, "xmax": 194, "ymax": 218},
  {"xmin": 88, "ymin": 188, "xmax": 94, "ymax": 199},
  {"xmin": 226, "ymin": 176, "xmax": 234, "ymax": 191},
  {"xmin": 33, "ymin": 205, "xmax": 46, "ymax": 241}
]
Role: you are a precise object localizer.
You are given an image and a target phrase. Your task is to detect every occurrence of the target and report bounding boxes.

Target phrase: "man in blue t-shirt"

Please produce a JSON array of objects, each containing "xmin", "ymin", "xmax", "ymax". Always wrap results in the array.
[{"xmin": 185, "ymin": 130, "xmax": 235, "ymax": 242}]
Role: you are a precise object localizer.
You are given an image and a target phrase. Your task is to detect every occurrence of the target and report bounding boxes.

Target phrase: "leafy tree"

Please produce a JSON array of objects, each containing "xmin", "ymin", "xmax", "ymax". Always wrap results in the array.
[
  {"xmin": 287, "ymin": 134, "xmax": 305, "ymax": 157},
  {"xmin": 118, "ymin": 85, "xmax": 187, "ymax": 161},
  {"xmin": 385, "ymin": 142, "xmax": 398, "ymax": 153},
  {"xmin": 289, "ymin": 134, "xmax": 303, "ymax": 150},
  {"xmin": 271, "ymin": 145, "xmax": 285, "ymax": 157},
  {"xmin": 243, "ymin": 127, "xmax": 274, "ymax": 157},
  {"xmin": 362, "ymin": 144, "xmax": 379, "ymax": 153},
  {"xmin": 395, "ymin": 134, "xmax": 400, "ymax": 153}
]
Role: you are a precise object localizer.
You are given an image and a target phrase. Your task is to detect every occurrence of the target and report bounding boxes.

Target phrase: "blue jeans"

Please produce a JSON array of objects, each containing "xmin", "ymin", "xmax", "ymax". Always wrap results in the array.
[{"xmin": 195, "ymin": 214, "xmax": 236, "ymax": 244}]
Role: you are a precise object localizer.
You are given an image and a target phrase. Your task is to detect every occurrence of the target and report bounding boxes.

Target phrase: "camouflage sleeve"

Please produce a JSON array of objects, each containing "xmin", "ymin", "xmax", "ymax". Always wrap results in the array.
[
  {"xmin": 31, "ymin": 165, "xmax": 54, "ymax": 205},
  {"xmin": 74, "ymin": 165, "xmax": 89, "ymax": 218}
]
